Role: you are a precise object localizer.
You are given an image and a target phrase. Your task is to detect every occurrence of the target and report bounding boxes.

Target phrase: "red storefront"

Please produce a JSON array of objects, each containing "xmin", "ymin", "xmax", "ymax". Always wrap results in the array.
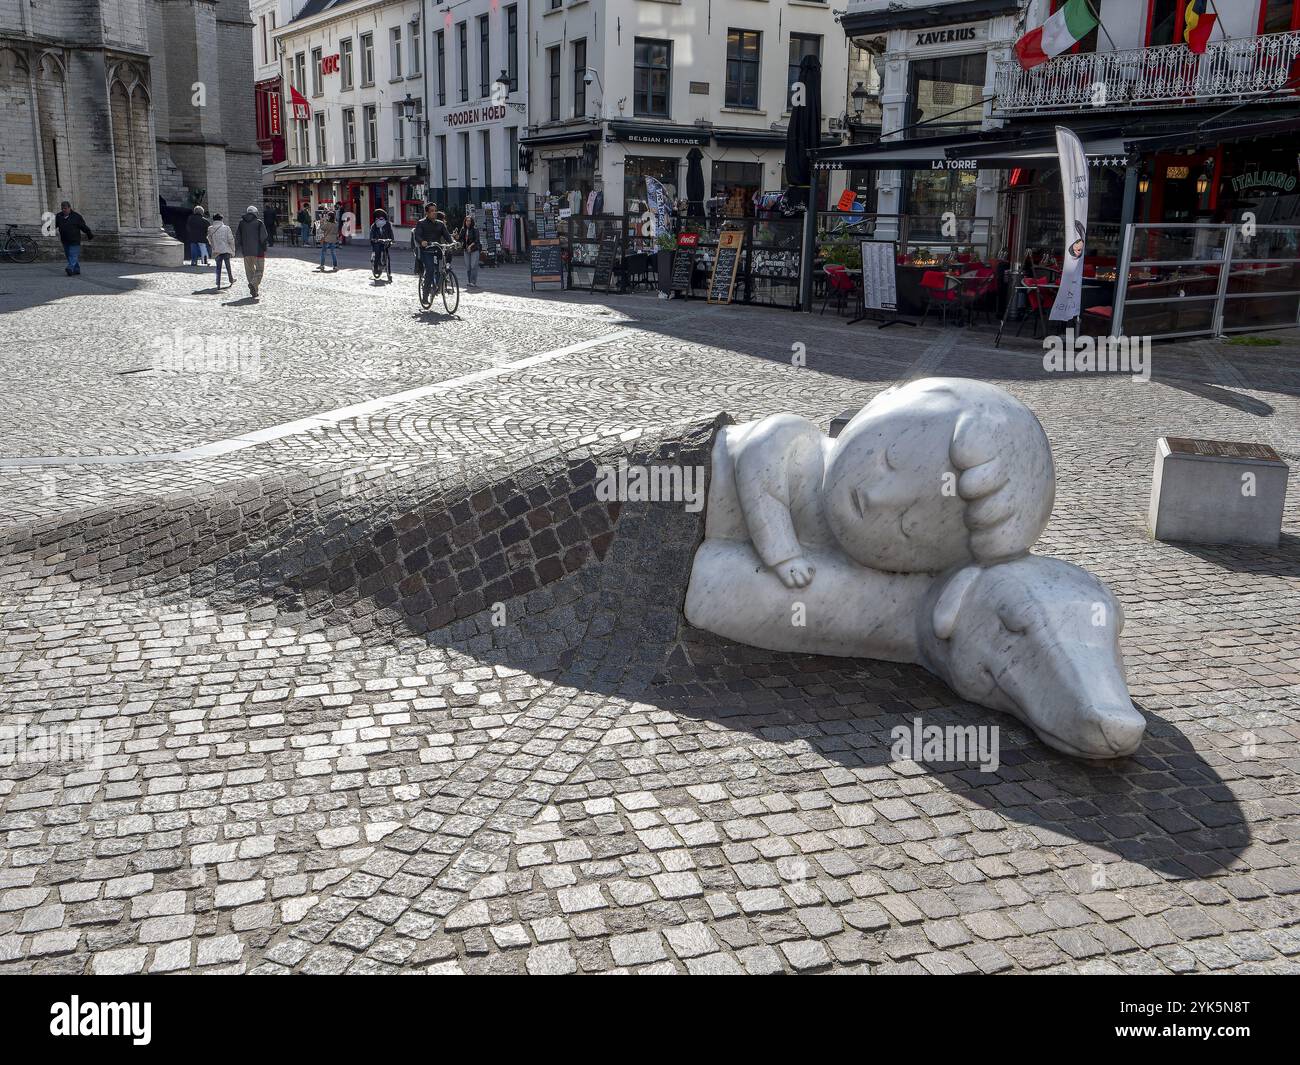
[{"xmin": 254, "ymin": 76, "xmax": 286, "ymax": 165}]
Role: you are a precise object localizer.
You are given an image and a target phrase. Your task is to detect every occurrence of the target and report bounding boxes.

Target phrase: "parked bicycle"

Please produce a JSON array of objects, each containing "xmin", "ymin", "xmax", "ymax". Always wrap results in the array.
[
  {"xmin": 417, "ymin": 241, "xmax": 460, "ymax": 314},
  {"xmin": 1, "ymin": 224, "xmax": 39, "ymax": 264},
  {"xmin": 371, "ymin": 237, "xmax": 392, "ymax": 283}
]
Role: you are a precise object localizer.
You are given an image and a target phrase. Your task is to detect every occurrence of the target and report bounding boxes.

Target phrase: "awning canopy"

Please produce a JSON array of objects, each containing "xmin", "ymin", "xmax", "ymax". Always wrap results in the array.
[
  {"xmin": 813, "ymin": 127, "xmax": 1133, "ymax": 172},
  {"xmin": 277, "ymin": 163, "xmax": 421, "ymax": 182},
  {"xmin": 520, "ymin": 127, "xmax": 600, "ymax": 148},
  {"xmin": 841, "ymin": 0, "xmax": 1021, "ymax": 37},
  {"xmin": 606, "ymin": 121, "xmax": 710, "ymax": 146}
]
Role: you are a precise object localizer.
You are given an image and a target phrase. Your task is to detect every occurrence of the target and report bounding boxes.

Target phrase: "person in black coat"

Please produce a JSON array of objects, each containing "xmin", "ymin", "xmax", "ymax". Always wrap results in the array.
[
  {"xmin": 54, "ymin": 200, "xmax": 93, "ymax": 276},
  {"xmin": 185, "ymin": 206, "xmax": 211, "ymax": 266}
]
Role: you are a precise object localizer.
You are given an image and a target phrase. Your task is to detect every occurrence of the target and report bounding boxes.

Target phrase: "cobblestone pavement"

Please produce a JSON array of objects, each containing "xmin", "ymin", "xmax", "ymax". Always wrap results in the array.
[{"xmin": 1, "ymin": 255, "xmax": 1299, "ymax": 974}]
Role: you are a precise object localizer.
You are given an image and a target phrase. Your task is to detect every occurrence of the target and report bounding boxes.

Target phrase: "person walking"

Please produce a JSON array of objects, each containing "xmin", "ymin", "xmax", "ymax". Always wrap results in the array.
[
  {"xmin": 208, "ymin": 213, "xmax": 236, "ymax": 288},
  {"xmin": 54, "ymin": 200, "xmax": 93, "ymax": 276},
  {"xmin": 235, "ymin": 204, "xmax": 269, "ymax": 299},
  {"xmin": 263, "ymin": 204, "xmax": 278, "ymax": 247},
  {"xmin": 296, "ymin": 205, "xmax": 312, "ymax": 247},
  {"xmin": 317, "ymin": 212, "xmax": 339, "ymax": 271},
  {"xmin": 459, "ymin": 215, "xmax": 482, "ymax": 288},
  {"xmin": 185, "ymin": 205, "xmax": 211, "ymax": 267}
]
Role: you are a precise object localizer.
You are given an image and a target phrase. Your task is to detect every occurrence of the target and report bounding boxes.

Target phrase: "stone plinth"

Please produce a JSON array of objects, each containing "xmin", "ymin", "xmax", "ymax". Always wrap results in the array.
[{"xmin": 1149, "ymin": 436, "xmax": 1288, "ymax": 547}]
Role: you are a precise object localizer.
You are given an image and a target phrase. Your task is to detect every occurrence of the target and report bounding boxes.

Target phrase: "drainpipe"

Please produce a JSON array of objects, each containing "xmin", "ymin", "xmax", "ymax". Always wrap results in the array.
[{"xmin": 422, "ymin": 0, "xmax": 433, "ymax": 213}]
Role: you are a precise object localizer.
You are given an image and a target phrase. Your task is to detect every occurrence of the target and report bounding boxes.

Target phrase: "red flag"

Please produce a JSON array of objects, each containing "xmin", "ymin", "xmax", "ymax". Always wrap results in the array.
[
  {"xmin": 289, "ymin": 83, "xmax": 311, "ymax": 121},
  {"xmin": 1188, "ymin": 13, "xmax": 1216, "ymax": 54}
]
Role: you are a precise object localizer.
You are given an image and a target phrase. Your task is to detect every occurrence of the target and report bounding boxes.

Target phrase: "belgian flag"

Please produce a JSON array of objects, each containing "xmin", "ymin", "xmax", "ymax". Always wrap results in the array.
[{"xmin": 1184, "ymin": 0, "xmax": 1217, "ymax": 55}]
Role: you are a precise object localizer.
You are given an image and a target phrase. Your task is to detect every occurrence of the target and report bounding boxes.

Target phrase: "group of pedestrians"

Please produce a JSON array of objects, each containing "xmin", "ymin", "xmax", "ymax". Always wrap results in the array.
[{"xmin": 181, "ymin": 204, "xmax": 270, "ymax": 297}]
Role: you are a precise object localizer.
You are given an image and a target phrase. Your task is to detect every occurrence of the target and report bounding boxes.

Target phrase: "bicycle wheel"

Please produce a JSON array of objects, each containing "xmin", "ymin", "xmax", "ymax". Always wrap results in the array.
[
  {"xmin": 7, "ymin": 236, "xmax": 38, "ymax": 264},
  {"xmin": 385, "ymin": 249, "xmax": 391, "ymax": 283},
  {"xmin": 441, "ymin": 267, "xmax": 459, "ymax": 314}
]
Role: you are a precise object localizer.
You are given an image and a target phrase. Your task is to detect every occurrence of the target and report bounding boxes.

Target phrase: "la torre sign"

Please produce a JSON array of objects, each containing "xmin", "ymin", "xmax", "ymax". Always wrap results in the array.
[{"xmin": 932, "ymin": 159, "xmax": 978, "ymax": 170}]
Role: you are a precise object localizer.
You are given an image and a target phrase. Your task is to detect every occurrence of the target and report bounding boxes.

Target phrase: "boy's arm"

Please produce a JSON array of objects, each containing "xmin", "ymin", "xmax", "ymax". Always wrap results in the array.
[{"xmin": 732, "ymin": 414, "xmax": 825, "ymax": 573}]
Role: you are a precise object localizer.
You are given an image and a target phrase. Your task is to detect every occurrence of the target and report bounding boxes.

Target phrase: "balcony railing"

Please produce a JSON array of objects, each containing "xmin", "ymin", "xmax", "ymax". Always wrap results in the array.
[{"xmin": 993, "ymin": 30, "xmax": 1300, "ymax": 116}]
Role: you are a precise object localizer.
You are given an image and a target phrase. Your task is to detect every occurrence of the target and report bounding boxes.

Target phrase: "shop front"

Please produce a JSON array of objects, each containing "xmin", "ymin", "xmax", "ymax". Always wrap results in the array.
[{"xmin": 276, "ymin": 163, "xmax": 423, "ymax": 230}]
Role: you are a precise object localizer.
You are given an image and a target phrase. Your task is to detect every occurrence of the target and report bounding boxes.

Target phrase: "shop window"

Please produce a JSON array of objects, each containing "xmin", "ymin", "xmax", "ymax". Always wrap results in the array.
[
  {"xmin": 904, "ymin": 169, "xmax": 977, "ymax": 228},
  {"xmin": 548, "ymin": 155, "xmax": 592, "ymax": 201},
  {"xmin": 711, "ymin": 160, "xmax": 762, "ymax": 217},
  {"xmin": 573, "ymin": 39, "xmax": 587, "ymax": 117},
  {"xmin": 726, "ymin": 30, "xmax": 761, "ymax": 109},
  {"xmin": 787, "ymin": 34, "xmax": 820, "ymax": 110},
  {"xmin": 624, "ymin": 156, "xmax": 679, "ymax": 214},
  {"xmin": 1147, "ymin": 0, "xmax": 1186, "ymax": 47},
  {"xmin": 506, "ymin": 6, "xmax": 518, "ymax": 90},
  {"xmin": 634, "ymin": 39, "xmax": 671, "ymax": 117},
  {"xmin": 548, "ymin": 46, "xmax": 561, "ymax": 121},
  {"xmin": 906, "ymin": 53, "xmax": 986, "ymax": 139}
]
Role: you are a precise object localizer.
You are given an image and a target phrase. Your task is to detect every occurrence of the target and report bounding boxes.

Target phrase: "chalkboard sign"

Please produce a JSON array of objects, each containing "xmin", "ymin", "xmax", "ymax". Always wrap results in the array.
[
  {"xmin": 590, "ymin": 232, "xmax": 618, "ymax": 293},
  {"xmin": 707, "ymin": 230, "xmax": 744, "ymax": 304},
  {"xmin": 530, "ymin": 237, "xmax": 563, "ymax": 289},
  {"xmin": 669, "ymin": 250, "xmax": 695, "ymax": 295}
]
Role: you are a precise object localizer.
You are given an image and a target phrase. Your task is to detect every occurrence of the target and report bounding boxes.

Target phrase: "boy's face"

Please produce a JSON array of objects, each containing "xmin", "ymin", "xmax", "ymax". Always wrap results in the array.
[{"xmin": 823, "ymin": 391, "xmax": 972, "ymax": 573}]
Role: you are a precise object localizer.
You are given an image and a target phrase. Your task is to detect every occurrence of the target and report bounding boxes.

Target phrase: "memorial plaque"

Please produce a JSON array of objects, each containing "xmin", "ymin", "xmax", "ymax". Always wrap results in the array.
[
  {"xmin": 708, "ymin": 230, "xmax": 744, "ymax": 305},
  {"xmin": 1165, "ymin": 437, "xmax": 1281, "ymax": 462}
]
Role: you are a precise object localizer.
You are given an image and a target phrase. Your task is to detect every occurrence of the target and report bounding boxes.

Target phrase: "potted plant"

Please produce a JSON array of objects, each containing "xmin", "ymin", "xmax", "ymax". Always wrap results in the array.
[{"xmin": 655, "ymin": 232, "xmax": 677, "ymax": 296}]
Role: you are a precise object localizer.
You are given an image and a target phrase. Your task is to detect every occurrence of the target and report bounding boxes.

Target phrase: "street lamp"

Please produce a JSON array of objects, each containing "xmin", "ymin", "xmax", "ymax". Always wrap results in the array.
[
  {"xmin": 496, "ymin": 69, "xmax": 512, "ymax": 94},
  {"xmin": 850, "ymin": 81, "xmax": 869, "ymax": 120},
  {"xmin": 1138, "ymin": 171, "xmax": 1150, "ymax": 195},
  {"xmin": 400, "ymin": 93, "xmax": 416, "ymax": 121}
]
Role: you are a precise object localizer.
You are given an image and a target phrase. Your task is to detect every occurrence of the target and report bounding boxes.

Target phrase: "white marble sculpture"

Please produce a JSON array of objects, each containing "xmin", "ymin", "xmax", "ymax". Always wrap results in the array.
[{"xmin": 684, "ymin": 378, "xmax": 1145, "ymax": 759}]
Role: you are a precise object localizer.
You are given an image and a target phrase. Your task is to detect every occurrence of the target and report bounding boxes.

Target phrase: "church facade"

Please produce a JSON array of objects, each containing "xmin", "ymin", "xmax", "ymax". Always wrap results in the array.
[{"xmin": 0, "ymin": 0, "xmax": 260, "ymax": 264}]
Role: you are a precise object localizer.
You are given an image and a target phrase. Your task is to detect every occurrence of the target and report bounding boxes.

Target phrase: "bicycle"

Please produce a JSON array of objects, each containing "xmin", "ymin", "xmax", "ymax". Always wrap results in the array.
[
  {"xmin": 371, "ymin": 238, "xmax": 392, "ymax": 282},
  {"xmin": 417, "ymin": 241, "xmax": 460, "ymax": 314},
  {"xmin": 2, "ymin": 224, "xmax": 39, "ymax": 264}
]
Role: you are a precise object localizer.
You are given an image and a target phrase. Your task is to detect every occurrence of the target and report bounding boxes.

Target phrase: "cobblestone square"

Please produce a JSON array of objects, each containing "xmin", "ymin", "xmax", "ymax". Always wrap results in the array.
[{"xmin": 1, "ymin": 254, "xmax": 1298, "ymax": 975}]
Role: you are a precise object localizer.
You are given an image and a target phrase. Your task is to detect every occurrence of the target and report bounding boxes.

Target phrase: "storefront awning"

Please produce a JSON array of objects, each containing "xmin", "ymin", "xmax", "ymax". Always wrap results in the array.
[
  {"xmin": 813, "ymin": 128, "xmax": 1131, "ymax": 171},
  {"xmin": 519, "ymin": 127, "xmax": 600, "ymax": 148},
  {"xmin": 841, "ymin": 0, "xmax": 1021, "ymax": 37},
  {"xmin": 276, "ymin": 163, "xmax": 421, "ymax": 182}
]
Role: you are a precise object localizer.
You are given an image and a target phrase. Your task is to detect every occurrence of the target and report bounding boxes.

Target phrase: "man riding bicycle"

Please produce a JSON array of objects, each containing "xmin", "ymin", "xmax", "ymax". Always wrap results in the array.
[
  {"xmin": 369, "ymin": 208, "xmax": 395, "ymax": 273},
  {"xmin": 413, "ymin": 202, "xmax": 454, "ymax": 288}
]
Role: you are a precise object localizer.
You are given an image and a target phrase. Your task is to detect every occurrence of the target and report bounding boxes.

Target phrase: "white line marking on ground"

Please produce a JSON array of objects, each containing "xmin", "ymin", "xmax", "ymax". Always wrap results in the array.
[{"xmin": 0, "ymin": 329, "xmax": 638, "ymax": 468}]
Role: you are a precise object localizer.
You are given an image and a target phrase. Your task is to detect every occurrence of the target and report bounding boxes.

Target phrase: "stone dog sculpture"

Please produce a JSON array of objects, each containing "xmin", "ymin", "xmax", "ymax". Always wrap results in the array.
[{"xmin": 684, "ymin": 378, "xmax": 1146, "ymax": 759}]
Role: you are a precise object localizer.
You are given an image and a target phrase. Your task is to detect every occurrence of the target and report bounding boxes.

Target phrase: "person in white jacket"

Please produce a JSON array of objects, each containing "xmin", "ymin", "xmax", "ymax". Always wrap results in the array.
[{"xmin": 207, "ymin": 213, "xmax": 236, "ymax": 288}]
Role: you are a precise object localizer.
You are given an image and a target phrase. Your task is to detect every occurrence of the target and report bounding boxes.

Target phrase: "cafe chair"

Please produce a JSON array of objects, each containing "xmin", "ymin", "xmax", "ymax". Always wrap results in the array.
[
  {"xmin": 622, "ymin": 252, "xmax": 650, "ymax": 291},
  {"xmin": 820, "ymin": 264, "xmax": 857, "ymax": 316},
  {"xmin": 959, "ymin": 266, "xmax": 998, "ymax": 327},
  {"xmin": 919, "ymin": 270, "xmax": 961, "ymax": 326}
]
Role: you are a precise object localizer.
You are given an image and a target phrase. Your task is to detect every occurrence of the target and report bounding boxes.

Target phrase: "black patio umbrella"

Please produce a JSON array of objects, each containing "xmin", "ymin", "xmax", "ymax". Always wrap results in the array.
[
  {"xmin": 686, "ymin": 147, "xmax": 705, "ymax": 218},
  {"xmin": 784, "ymin": 54, "xmax": 822, "ymax": 210}
]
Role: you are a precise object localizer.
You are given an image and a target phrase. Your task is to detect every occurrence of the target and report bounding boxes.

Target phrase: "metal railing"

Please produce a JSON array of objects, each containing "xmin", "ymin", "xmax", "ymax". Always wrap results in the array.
[
  {"xmin": 1110, "ymin": 223, "xmax": 1300, "ymax": 341},
  {"xmin": 994, "ymin": 30, "xmax": 1300, "ymax": 115}
]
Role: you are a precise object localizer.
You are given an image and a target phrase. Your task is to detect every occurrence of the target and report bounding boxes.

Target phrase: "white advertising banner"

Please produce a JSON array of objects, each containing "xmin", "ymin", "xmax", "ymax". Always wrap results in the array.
[{"xmin": 1050, "ymin": 125, "xmax": 1088, "ymax": 322}]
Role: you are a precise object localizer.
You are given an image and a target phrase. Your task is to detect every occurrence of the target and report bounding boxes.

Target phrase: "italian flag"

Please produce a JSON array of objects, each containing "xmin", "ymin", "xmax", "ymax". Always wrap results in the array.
[{"xmin": 1014, "ymin": 0, "xmax": 1099, "ymax": 71}]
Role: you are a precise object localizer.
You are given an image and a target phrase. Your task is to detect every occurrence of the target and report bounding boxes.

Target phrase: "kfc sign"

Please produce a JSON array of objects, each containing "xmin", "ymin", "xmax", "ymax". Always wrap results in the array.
[{"xmin": 322, "ymin": 54, "xmax": 340, "ymax": 74}]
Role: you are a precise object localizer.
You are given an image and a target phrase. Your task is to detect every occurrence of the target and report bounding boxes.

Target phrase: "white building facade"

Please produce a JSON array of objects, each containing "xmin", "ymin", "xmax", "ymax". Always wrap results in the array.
[
  {"xmin": 272, "ymin": 0, "xmax": 429, "ymax": 228},
  {"xmin": 523, "ymin": 0, "xmax": 850, "ymax": 218}
]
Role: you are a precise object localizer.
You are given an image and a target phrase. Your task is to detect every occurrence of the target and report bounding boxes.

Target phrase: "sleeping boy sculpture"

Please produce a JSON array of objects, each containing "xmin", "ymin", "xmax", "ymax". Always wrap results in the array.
[{"xmin": 683, "ymin": 378, "xmax": 1146, "ymax": 760}]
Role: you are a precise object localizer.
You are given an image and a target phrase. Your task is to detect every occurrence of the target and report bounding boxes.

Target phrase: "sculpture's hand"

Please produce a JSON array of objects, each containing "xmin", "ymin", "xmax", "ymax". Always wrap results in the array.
[{"xmin": 775, "ymin": 557, "xmax": 816, "ymax": 589}]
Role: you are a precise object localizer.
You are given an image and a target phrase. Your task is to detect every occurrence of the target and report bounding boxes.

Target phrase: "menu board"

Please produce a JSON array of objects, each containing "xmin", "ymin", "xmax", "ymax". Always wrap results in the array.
[
  {"xmin": 707, "ymin": 230, "xmax": 744, "ymax": 304},
  {"xmin": 530, "ymin": 237, "xmax": 563, "ymax": 288},
  {"xmin": 670, "ymin": 232, "xmax": 698, "ymax": 295},
  {"xmin": 859, "ymin": 239, "xmax": 898, "ymax": 312},
  {"xmin": 590, "ymin": 232, "xmax": 618, "ymax": 293}
]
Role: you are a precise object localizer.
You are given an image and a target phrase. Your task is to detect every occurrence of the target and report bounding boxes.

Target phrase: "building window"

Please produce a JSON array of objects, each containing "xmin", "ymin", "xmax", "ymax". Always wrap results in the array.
[
  {"xmin": 460, "ymin": 130, "xmax": 471, "ymax": 192},
  {"xmin": 360, "ymin": 32, "xmax": 374, "ymax": 86},
  {"xmin": 625, "ymin": 156, "xmax": 679, "ymax": 213},
  {"xmin": 506, "ymin": 6, "xmax": 518, "ymax": 91},
  {"xmin": 906, "ymin": 53, "xmax": 986, "ymax": 139},
  {"xmin": 438, "ymin": 135, "xmax": 448, "ymax": 190},
  {"xmin": 482, "ymin": 129, "xmax": 492, "ymax": 195},
  {"xmin": 293, "ymin": 51, "xmax": 305, "ymax": 94},
  {"xmin": 507, "ymin": 126, "xmax": 518, "ymax": 186},
  {"xmin": 394, "ymin": 103, "xmax": 406, "ymax": 158},
  {"xmin": 314, "ymin": 111, "xmax": 326, "ymax": 164},
  {"xmin": 363, "ymin": 104, "xmax": 377, "ymax": 160},
  {"xmin": 311, "ymin": 47, "xmax": 322, "ymax": 96},
  {"xmin": 343, "ymin": 107, "xmax": 356, "ymax": 162},
  {"xmin": 340, "ymin": 38, "xmax": 353, "ymax": 90},
  {"xmin": 548, "ymin": 46, "xmax": 561, "ymax": 121},
  {"xmin": 436, "ymin": 31, "xmax": 446, "ymax": 106},
  {"xmin": 1147, "ymin": 0, "xmax": 1184, "ymax": 46},
  {"xmin": 550, "ymin": 0, "xmax": 560, "ymax": 9},
  {"xmin": 711, "ymin": 160, "xmax": 761, "ymax": 217},
  {"xmin": 409, "ymin": 20, "xmax": 421, "ymax": 75},
  {"xmin": 478, "ymin": 15, "xmax": 490, "ymax": 97},
  {"xmin": 458, "ymin": 22, "xmax": 468, "ymax": 102},
  {"xmin": 573, "ymin": 39, "xmax": 587, "ymax": 117},
  {"xmin": 410, "ymin": 98, "xmax": 424, "ymax": 157},
  {"xmin": 634, "ymin": 39, "xmax": 671, "ymax": 117},
  {"xmin": 390, "ymin": 27, "xmax": 402, "ymax": 79},
  {"xmin": 726, "ymin": 30, "xmax": 761, "ymax": 109},
  {"xmin": 787, "ymin": 34, "xmax": 820, "ymax": 109}
]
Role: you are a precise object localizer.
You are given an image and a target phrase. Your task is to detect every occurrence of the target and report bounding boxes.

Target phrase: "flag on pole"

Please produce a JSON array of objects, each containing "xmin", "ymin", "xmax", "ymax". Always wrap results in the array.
[
  {"xmin": 289, "ymin": 84, "xmax": 311, "ymax": 121},
  {"xmin": 1184, "ymin": 0, "xmax": 1217, "ymax": 55},
  {"xmin": 1014, "ymin": 0, "xmax": 1099, "ymax": 71},
  {"xmin": 1049, "ymin": 126, "xmax": 1089, "ymax": 323}
]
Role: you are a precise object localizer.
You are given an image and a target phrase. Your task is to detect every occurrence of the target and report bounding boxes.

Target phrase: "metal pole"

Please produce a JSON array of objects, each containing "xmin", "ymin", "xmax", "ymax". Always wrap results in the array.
[{"xmin": 800, "ymin": 166, "xmax": 821, "ymax": 312}]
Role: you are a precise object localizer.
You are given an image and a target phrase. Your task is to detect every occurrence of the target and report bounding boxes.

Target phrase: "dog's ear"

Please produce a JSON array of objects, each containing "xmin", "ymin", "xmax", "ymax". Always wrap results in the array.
[{"xmin": 932, "ymin": 566, "xmax": 982, "ymax": 640}]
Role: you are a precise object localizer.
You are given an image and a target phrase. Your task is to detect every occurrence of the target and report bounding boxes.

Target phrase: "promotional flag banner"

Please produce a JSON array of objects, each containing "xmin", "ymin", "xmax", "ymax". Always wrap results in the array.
[
  {"xmin": 1014, "ymin": 0, "xmax": 1099, "ymax": 71},
  {"xmin": 644, "ymin": 176, "xmax": 670, "ymax": 237},
  {"xmin": 1184, "ymin": 0, "xmax": 1217, "ymax": 55},
  {"xmin": 289, "ymin": 84, "xmax": 311, "ymax": 121},
  {"xmin": 1049, "ymin": 126, "xmax": 1088, "ymax": 322}
]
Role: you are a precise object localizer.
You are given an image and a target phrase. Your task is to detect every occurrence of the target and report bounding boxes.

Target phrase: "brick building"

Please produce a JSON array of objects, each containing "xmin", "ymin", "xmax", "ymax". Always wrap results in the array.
[{"xmin": 0, "ymin": 0, "xmax": 260, "ymax": 264}]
